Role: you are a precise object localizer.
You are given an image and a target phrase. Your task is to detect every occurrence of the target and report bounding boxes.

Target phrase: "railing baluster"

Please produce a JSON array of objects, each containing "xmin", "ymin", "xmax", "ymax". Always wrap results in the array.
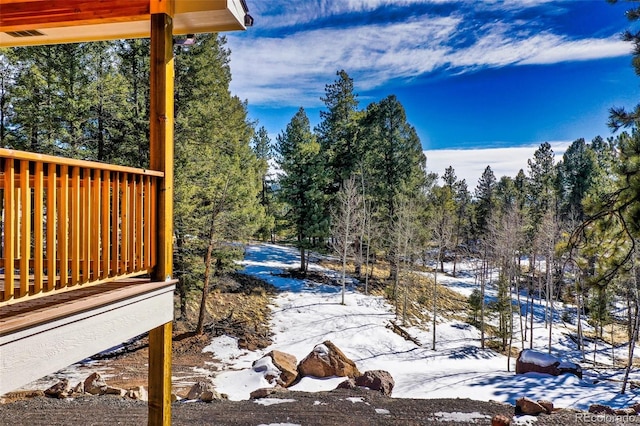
[
  {"xmin": 33, "ymin": 161, "xmax": 44, "ymax": 293},
  {"xmin": 46, "ymin": 164, "xmax": 57, "ymax": 291},
  {"xmin": 120, "ymin": 173, "xmax": 129, "ymax": 274},
  {"xmin": 4, "ymin": 158, "xmax": 15, "ymax": 300},
  {"xmin": 131, "ymin": 175, "xmax": 138, "ymax": 271},
  {"xmin": 70, "ymin": 167, "xmax": 80, "ymax": 286},
  {"xmin": 101, "ymin": 171, "xmax": 111, "ymax": 279},
  {"xmin": 111, "ymin": 173, "xmax": 120, "ymax": 275},
  {"xmin": 144, "ymin": 176, "xmax": 152, "ymax": 271},
  {"xmin": 150, "ymin": 177, "xmax": 157, "ymax": 269},
  {"xmin": 91, "ymin": 169, "xmax": 101, "ymax": 281},
  {"xmin": 58, "ymin": 165, "xmax": 69, "ymax": 288},
  {"xmin": 19, "ymin": 160, "xmax": 30, "ymax": 297},
  {"xmin": 81, "ymin": 168, "xmax": 90, "ymax": 283}
]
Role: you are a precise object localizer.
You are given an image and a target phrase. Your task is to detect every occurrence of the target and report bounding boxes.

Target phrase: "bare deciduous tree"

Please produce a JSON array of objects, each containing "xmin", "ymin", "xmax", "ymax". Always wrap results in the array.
[{"xmin": 331, "ymin": 175, "xmax": 363, "ymax": 305}]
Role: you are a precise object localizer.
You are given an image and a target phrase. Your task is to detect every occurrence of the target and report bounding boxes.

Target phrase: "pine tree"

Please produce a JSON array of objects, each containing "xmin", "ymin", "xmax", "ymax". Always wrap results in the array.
[
  {"xmin": 252, "ymin": 126, "xmax": 277, "ymax": 242},
  {"xmin": 172, "ymin": 34, "xmax": 263, "ymax": 331},
  {"xmin": 360, "ymin": 95, "xmax": 427, "ymax": 281},
  {"xmin": 474, "ymin": 165, "xmax": 496, "ymax": 349},
  {"xmin": 276, "ymin": 107, "xmax": 328, "ymax": 273},
  {"xmin": 316, "ymin": 70, "xmax": 361, "ymax": 195}
]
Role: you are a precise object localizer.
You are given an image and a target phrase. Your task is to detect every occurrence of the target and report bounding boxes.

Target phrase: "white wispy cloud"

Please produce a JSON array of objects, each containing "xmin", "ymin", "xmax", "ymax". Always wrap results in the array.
[
  {"xmin": 229, "ymin": 16, "xmax": 459, "ymax": 105},
  {"xmin": 229, "ymin": 2, "xmax": 631, "ymax": 107},
  {"xmin": 425, "ymin": 141, "xmax": 571, "ymax": 186}
]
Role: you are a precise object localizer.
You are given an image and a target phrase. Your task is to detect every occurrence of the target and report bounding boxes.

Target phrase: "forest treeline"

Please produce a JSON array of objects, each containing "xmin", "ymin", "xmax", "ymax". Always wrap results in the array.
[{"xmin": 3, "ymin": 3, "xmax": 640, "ymax": 377}]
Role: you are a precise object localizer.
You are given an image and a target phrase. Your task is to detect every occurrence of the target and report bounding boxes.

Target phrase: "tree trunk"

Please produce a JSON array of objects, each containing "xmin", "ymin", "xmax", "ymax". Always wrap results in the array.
[
  {"xmin": 480, "ymin": 254, "xmax": 486, "ymax": 350},
  {"xmin": 529, "ymin": 292, "xmax": 534, "ymax": 349},
  {"xmin": 300, "ymin": 245, "xmax": 307, "ymax": 274},
  {"xmin": 432, "ymin": 248, "xmax": 440, "ymax": 350},
  {"xmin": 622, "ymin": 298, "xmax": 640, "ymax": 393},
  {"xmin": 195, "ymin": 218, "xmax": 217, "ymax": 335}
]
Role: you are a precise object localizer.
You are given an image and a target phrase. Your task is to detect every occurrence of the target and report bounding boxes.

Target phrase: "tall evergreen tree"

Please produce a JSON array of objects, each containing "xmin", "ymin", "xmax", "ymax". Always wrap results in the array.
[
  {"xmin": 252, "ymin": 126, "xmax": 277, "ymax": 242},
  {"xmin": 172, "ymin": 34, "xmax": 263, "ymax": 331},
  {"xmin": 474, "ymin": 165, "xmax": 497, "ymax": 237},
  {"xmin": 557, "ymin": 138, "xmax": 597, "ymax": 222},
  {"xmin": 115, "ymin": 39, "xmax": 151, "ymax": 167},
  {"xmin": 276, "ymin": 107, "xmax": 328, "ymax": 273},
  {"xmin": 360, "ymin": 95, "xmax": 427, "ymax": 280},
  {"xmin": 316, "ymin": 70, "xmax": 360, "ymax": 194}
]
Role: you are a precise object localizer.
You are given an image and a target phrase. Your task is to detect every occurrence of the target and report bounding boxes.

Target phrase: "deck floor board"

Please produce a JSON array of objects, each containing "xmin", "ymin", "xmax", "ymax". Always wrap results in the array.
[{"xmin": 0, "ymin": 279, "xmax": 176, "ymax": 336}]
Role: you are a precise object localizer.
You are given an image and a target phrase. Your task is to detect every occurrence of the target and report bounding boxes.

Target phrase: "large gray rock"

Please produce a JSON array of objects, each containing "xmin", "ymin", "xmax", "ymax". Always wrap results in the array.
[
  {"xmin": 355, "ymin": 370, "xmax": 395, "ymax": 396},
  {"xmin": 515, "ymin": 349, "xmax": 582, "ymax": 379},
  {"xmin": 298, "ymin": 341, "xmax": 360, "ymax": 379}
]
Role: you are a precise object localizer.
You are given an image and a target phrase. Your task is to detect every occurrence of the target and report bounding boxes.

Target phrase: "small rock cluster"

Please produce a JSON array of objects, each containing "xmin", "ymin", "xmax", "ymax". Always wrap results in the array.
[
  {"xmin": 249, "ymin": 340, "xmax": 395, "ymax": 398},
  {"xmin": 588, "ymin": 402, "xmax": 640, "ymax": 416},
  {"xmin": 44, "ymin": 372, "xmax": 149, "ymax": 401},
  {"xmin": 515, "ymin": 397, "xmax": 555, "ymax": 416}
]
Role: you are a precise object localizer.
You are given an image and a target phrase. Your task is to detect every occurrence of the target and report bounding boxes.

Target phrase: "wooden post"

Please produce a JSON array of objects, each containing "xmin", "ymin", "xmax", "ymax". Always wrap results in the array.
[
  {"xmin": 150, "ymin": 12, "xmax": 174, "ymax": 283},
  {"xmin": 148, "ymin": 321, "xmax": 172, "ymax": 426},
  {"xmin": 148, "ymin": 11, "xmax": 174, "ymax": 426}
]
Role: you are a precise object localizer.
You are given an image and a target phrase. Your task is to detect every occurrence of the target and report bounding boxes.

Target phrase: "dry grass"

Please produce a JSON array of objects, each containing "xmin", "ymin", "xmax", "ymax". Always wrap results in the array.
[
  {"xmin": 179, "ymin": 272, "xmax": 275, "ymax": 336},
  {"xmin": 321, "ymin": 259, "xmax": 469, "ymax": 327}
]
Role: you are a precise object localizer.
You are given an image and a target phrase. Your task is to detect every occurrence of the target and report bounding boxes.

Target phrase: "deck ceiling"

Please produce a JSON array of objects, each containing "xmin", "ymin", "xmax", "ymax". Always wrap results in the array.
[{"xmin": 0, "ymin": 0, "xmax": 248, "ymax": 47}]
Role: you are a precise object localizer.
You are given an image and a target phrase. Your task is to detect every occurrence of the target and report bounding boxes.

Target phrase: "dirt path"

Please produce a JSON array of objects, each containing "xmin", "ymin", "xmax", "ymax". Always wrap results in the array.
[{"xmin": 0, "ymin": 388, "xmax": 599, "ymax": 426}]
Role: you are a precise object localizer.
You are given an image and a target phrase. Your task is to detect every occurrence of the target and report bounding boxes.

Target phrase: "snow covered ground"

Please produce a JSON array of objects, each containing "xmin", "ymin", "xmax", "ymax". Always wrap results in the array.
[{"xmin": 208, "ymin": 244, "xmax": 640, "ymax": 411}]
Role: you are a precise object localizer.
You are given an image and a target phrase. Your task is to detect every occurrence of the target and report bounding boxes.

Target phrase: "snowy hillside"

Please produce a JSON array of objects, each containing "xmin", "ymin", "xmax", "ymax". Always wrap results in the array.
[{"xmin": 208, "ymin": 244, "xmax": 640, "ymax": 411}]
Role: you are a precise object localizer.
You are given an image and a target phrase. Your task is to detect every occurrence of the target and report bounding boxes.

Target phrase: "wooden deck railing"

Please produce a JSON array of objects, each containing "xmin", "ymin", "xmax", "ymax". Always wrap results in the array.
[{"xmin": 0, "ymin": 148, "xmax": 163, "ymax": 304}]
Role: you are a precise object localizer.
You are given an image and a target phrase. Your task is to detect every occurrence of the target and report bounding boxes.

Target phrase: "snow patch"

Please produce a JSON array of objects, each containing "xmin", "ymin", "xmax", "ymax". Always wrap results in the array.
[
  {"xmin": 203, "ymin": 335, "xmax": 245, "ymax": 361},
  {"xmin": 257, "ymin": 424, "xmax": 301, "ymax": 426},
  {"xmin": 433, "ymin": 412, "xmax": 490, "ymax": 422},
  {"xmin": 518, "ymin": 350, "xmax": 559, "ymax": 367},
  {"xmin": 252, "ymin": 356, "xmax": 281, "ymax": 379},
  {"xmin": 253, "ymin": 398, "xmax": 297, "ymax": 406},
  {"xmin": 375, "ymin": 408, "xmax": 390, "ymax": 414}
]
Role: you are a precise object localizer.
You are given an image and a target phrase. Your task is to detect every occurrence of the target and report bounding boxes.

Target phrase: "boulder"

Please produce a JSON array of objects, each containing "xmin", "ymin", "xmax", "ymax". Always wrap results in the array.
[
  {"xmin": 250, "ymin": 387, "xmax": 287, "ymax": 399},
  {"xmin": 200, "ymin": 389, "xmax": 226, "ymax": 402},
  {"xmin": 615, "ymin": 408, "xmax": 636, "ymax": 416},
  {"xmin": 491, "ymin": 414, "xmax": 511, "ymax": 426},
  {"xmin": 44, "ymin": 379, "xmax": 70, "ymax": 399},
  {"xmin": 515, "ymin": 397, "xmax": 546, "ymax": 416},
  {"xmin": 355, "ymin": 370, "xmax": 395, "ymax": 396},
  {"xmin": 127, "ymin": 386, "xmax": 148, "ymax": 401},
  {"xmin": 105, "ymin": 386, "xmax": 126, "ymax": 397},
  {"xmin": 515, "ymin": 349, "xmax": 582, "ymax": 379},
  {"xmin": 186, "ymin": 381, "xmax": 215, "ymax": 400},
  {"xmin": 537, "ymin": 400, "xmax": 554, "ymax": 414},
  {"xmin": 298, "ymin": 341, "xmax": 360, "ymax": 379},
  {"xmin": 335, "ymin": 378, "xmax": 357, "ymax": 390},
  {"xmin": 589, "ymin": 404, "xmax": 615, "ymax": 415},
  {"xmin": 72, "ymin": 382, "xmax": 84, "ymax": 394},
  {"xmin": 257, "ymin": 350, "xmax": 298, "ymax": 387},
  {"xmin": 84, "ymin": 372, "xmax": 108, "ymax": 395}
]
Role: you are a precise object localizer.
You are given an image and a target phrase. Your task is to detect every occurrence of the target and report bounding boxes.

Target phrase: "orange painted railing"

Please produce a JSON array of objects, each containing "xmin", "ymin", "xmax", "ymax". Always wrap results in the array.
[{"xmin": 0, "ymin": 148, "xmax": 163, "ymax": 303}]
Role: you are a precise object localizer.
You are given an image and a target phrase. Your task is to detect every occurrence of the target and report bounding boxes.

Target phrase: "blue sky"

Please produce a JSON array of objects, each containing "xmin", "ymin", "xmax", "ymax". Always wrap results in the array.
[{"xmin": 226, "ymin": 0, "xmax": 640, "ymax": 184}]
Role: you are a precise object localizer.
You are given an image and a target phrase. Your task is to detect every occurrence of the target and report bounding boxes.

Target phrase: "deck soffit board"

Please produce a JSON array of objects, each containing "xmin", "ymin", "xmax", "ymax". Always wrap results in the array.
[{"xmin": 0, "ymin": 0, "xmax": 246, "ymax": 47}]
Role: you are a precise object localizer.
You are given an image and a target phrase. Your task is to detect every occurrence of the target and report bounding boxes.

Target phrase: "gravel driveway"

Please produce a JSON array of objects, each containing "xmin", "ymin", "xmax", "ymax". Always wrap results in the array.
[{"xmin": 0, "ymin": 388, "xmax": 610, "ymax": 426}]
